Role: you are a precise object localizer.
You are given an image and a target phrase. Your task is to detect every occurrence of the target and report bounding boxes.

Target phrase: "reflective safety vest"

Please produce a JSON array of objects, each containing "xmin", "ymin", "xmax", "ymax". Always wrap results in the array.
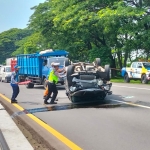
[{"xmin": 48, "ymin": 70, "xmax": 59, "ymax": 84}]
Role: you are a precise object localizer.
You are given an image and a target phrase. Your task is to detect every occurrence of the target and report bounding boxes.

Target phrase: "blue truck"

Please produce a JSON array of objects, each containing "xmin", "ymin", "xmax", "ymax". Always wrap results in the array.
[{"xmin": 17, "ymin": 49, "xmax": 70, "ymax": 89}]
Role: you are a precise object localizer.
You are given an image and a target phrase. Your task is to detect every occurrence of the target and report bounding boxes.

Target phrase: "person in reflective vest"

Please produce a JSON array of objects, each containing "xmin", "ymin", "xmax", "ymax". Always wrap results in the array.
[
  {"xmin": 43, "ymin": 62, "xmax": 54, "ymax": 99},
  {"xmin": 44, "ymin": 62, "xmax": 66, "ymax": 104}
]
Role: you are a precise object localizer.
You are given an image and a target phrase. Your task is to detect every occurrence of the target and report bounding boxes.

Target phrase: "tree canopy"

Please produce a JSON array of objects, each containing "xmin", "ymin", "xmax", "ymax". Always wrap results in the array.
[{"xmin": 0, "ymin": 0, "xmax": 150, "ymax": 69}]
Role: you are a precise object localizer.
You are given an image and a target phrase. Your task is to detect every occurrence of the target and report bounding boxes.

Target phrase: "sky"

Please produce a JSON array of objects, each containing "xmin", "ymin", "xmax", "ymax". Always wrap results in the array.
[{"xmin": 0, "ymin": 0, "xmax": 46, "ymax": 33}]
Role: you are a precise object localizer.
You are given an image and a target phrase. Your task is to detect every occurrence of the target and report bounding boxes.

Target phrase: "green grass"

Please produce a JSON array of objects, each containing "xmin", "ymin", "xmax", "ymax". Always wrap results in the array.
[{"xmin": 110, "ymin": 77, "xmax": 148, "ymax": 84}]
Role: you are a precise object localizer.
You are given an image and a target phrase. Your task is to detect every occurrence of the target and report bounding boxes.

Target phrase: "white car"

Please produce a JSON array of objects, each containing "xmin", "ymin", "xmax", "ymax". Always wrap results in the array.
[{"xmin": 0, "ymin": 65, "xmax": 12, "ymax": 83}]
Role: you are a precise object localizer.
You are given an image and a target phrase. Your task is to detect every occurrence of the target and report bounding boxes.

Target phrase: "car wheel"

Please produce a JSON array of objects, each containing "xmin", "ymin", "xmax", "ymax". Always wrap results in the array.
[
  {"xmin": 95, "ymin": 58, "xmax": 101, "ymax": 67},
  {"xmin": 104, "ymin": 65, "xmax": 111, "ymax": 81},
  {"xmin": 67, "ymin": 65, "xmax": 75, "ymax": 87},
  {"xmin": 124, "ymin": 74, "xmax": 130, "ymax": 83},
  {"xmin": 141, "ymin": 74, "xmax": 148, "ymax": 84},
  {"xmin": 64, "ymin": 58, "xmax": 70, "ymax": 67}
]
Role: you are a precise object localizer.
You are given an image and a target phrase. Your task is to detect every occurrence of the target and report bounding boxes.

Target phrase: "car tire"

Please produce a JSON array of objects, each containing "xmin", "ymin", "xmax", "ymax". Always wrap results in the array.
[
  {"xmin": 64, "ymin": 58, "xmax": 70, "ymax": 67},
  {"xmin": 67, "ymin": 65, "xmax": 75, "ymax": 87},
  {"xmin": 141, "ymin": 74, "xmax": 148, "ymax": 84},
  {"xmin": 104, "ymin": 65, "xmax": 111, "ymax": 81},
  {"xmin": 124, "ymin": 74, "xmax": 130, "ymax": 83},
  {"xmin": 95, "ymin": 58, "xmax": 101, "ymax": 67}
]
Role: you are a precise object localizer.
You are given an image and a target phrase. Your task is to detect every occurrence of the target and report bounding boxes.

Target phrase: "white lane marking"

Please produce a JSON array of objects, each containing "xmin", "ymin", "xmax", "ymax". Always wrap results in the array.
[
  {"xmin": 110, "ymin": 99, "xmax": 150, "ymax": 109},
  {"xmin": 113, "ymin": 85, "xmax": 150, "ymax": 91}
]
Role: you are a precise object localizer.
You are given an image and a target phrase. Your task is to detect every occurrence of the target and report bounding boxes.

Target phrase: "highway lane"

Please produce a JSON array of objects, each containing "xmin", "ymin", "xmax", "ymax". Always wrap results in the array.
[{"xmin": 0, "ymin": 82, "xmax": 150, "ymax": 150}]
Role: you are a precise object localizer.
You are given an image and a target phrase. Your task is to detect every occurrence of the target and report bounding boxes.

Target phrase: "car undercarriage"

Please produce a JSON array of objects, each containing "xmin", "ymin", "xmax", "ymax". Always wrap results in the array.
[{"xmin": 64, "ymin": 58, "xmax": 112, "ymax": 103}]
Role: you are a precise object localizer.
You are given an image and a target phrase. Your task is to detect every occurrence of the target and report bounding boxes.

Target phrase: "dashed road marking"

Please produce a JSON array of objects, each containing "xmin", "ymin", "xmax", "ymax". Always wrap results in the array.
[
  {"xmin": 113, "ymin": 85, "xmax": 150, "ymax": 91},
  {"xmin": 110, "ymin": 99, "xmax": 150, "ymax": 109}
]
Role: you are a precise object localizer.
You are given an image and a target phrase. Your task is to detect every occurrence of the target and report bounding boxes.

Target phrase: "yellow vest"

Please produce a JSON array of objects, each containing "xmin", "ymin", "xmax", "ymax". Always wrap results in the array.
[{"xmin": 48, "ymin": 70, "xmax": 58, "ymax": 84}]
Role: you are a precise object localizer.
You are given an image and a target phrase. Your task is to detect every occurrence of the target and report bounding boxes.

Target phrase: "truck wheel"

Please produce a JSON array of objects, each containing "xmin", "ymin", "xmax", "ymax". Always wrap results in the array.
[
  {"xmin": 67, "ymin": 65, "xmax": 75, "ymax": 87},
  {"xmin": 141, "ymin": 74, "xmax": 148, "ymax": 84},
  {"xmin": 26, "ymin": 83, "xmax": 34, "ymax": 89},
  {"xmin": 95, "ymin": 58, "xmax": 101, "ymax": 67},
  {"xmin": 61, "ymin": 82, "xmax": 64, "ymax": 85},
  {"xmin": 43, "ymin": 78, "xmax": 48, "ymax": 89},
  {"xmin": 104, "ymin": 65, "xmax": 111, "ymax": 81},
  {"xmin": 25, "ymin": 77, "xmax": 34, "ymax": 88},
  {"xmin": 124, "ymin": 74, "xmax": 130, "ymax": 83},
  {"xmin": 64, "ymin": 58, "xmax": 70, "ymax": 67}
]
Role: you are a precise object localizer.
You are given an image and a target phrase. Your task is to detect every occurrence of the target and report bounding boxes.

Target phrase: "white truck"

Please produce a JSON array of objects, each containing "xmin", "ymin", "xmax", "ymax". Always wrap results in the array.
[
  {"xmin": 6, "ymin": 57, "xmax": 16, "ymax": 65},
  {"xmin": 121, "ymin": 62, "xmax": 150, "ymax": 84}
]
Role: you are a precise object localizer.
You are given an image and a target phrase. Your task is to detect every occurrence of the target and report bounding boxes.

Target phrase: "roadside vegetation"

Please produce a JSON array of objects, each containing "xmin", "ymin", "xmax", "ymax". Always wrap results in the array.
[{"xmin": 0, "ymin": 0, "xmax": 150, "ymax": 82}]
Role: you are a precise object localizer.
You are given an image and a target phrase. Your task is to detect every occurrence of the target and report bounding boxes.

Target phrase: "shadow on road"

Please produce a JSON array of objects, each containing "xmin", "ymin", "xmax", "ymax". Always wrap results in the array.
[
  {"xmin": 33, "ymin": 85, "xmax": 65, "ymax": 90},
  {"xmin": 11, "ymin": 94, "xmax": 135, "ymax": 119}
]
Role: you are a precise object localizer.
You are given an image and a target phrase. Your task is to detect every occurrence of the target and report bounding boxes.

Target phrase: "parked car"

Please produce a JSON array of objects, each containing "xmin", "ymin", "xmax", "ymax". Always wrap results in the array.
[
  {"xmin": 0, "ymin": 65, "xmax": 12, "ymax": 83},
  {"xmin": 121, "ymin": 62, "xmax": 150, "ymax": 84},
  {"xmin": 64, "ymin": 58, "xmax": 112, "ymax": 103}
]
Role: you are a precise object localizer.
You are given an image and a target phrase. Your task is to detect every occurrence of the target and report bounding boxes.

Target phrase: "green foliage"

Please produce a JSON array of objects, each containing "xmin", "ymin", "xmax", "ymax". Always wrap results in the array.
[
  {"xmin": 0, "ymin": 28, "xmax": 32, "ymax": 63},
  {"xmin": 12, "ymin": 32, "xmax": 46, "ymax": 55},
  {"xmin": 1, "ymin": 0, "xmax": 150, "ymax": 69}
]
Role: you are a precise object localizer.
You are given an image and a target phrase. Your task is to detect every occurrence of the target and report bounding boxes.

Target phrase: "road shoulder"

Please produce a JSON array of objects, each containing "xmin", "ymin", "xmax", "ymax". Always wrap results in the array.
[{"xmin": 0, "ymin": 96, "xmax": 70, "ymax": 150}]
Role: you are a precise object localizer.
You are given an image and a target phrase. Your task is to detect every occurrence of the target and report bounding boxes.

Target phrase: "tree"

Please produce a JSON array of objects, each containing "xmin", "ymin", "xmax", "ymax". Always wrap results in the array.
[
  {"xmin": 0, "ymin": 28, "xmax": 32, "ymax": 63},
  {"xmin": 12, "ymin": 32, "xmax": 46, "ymax": 55}
]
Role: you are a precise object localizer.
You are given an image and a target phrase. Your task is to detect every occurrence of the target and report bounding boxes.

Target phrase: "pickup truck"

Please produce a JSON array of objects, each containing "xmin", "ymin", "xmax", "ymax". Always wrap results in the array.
[{"xmin": 121, "ymin": 62, "xmax": 150, "ymax": 84}]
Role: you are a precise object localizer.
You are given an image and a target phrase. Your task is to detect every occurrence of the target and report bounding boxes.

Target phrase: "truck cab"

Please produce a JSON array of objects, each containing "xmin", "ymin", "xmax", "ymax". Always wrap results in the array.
[
  {"xmin": 42, "ymin": 56, "xmax": 67, "ymax": 87},
  {"xmin": 0, "ymin": 65, "xmax": 12, "ymax": 83},
  {"xmin": 121, "ymin": 62, "xmax": 150, "ymax": 84}
]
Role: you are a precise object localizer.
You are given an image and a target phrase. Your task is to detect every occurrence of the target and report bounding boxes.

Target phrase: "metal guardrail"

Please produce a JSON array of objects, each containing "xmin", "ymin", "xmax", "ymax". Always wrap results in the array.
[{"xmin": 0, "ymin": 129, "xmax": 10, "ymax": 150}]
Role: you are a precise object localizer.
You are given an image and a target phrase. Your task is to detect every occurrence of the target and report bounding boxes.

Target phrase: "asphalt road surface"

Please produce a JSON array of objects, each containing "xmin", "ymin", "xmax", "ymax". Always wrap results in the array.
[{"xmin": 0, "ymin": 82, "xmax": 150, "ymax": 150}]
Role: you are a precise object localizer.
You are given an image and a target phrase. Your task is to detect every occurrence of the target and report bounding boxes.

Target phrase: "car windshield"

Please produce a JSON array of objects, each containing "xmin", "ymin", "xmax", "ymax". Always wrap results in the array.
[
  {"xmin": 143, "ymin": 63, "xmax": 150, "ymax": 68},
  {"xmin": 5, "ymin": 67, "xmax": 11, "ymax": 72},
  {"xmin": 48, "ymin": 57, "xmax": 65, "ymax": 66}
]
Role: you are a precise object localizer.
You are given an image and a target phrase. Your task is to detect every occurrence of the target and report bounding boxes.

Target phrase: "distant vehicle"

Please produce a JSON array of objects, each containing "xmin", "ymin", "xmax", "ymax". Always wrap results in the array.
[
  {"xmin": 121, "ymin": 62, "xmax": 150, "ymax": 84},
  {"xmin": 6, "ymin": 57, "xmax": 16, "ymax": 66},
  {"xmin": 0, "ymin": 65, "xmax": 12, "ymax": 83},
  {"xmin": 17, "ymin": 49, "xmax": 69, "ymax": 89}
]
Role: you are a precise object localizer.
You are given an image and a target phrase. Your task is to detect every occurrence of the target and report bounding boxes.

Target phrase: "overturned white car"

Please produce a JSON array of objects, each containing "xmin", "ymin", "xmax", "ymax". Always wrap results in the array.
[{"xmin": 64, "ymin": 58, "xmax": 112, "ymax": 103}]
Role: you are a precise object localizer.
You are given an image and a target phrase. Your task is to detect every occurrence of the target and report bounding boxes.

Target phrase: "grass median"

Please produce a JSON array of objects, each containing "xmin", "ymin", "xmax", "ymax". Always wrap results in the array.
[{"xmin": 110, "ymin": 77, "xmax": 150, "ymax": 84}]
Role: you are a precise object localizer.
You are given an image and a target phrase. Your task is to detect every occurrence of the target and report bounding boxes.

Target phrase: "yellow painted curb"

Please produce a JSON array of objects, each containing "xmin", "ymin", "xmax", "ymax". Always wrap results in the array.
[{"xmin": 0, "ymin": 93, "xmax": 82, "ymax": 150}]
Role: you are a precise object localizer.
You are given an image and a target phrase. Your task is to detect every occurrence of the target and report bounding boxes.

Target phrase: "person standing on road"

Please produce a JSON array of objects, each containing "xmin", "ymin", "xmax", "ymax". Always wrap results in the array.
[
  {"xmin": 10, "ymin": 65, "xmax": 20, "ymax": 103},
  {"xmin": 44, "ymin": 63, "xmax": 66, "ymax": 104},
  {"xmin": 43, "ymin": 62, "xmax": 54, "ymax": 99}
]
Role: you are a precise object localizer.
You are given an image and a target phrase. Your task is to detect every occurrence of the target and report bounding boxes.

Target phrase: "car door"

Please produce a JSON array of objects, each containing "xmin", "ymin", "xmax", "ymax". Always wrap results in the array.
[
  {"xmin": 136, "ymin": 62, "xmax": 142, "ymax": 78},
  {"xmin": 131, "ymin": 62, "xmax": 138, "ymax": 78}
]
